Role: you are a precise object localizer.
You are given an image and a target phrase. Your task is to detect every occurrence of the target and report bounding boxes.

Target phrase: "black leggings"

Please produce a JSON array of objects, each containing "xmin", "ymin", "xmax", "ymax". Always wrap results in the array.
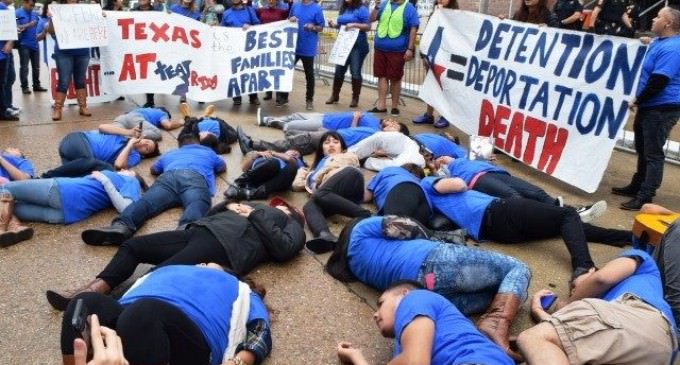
[
  {"xmin": 304, "ymin": 167, "xmax": 370, "ymax": 236},
  {"xmin": 97, "ymin": 227, "xmax": 229, "ymax": 289},
  {"xmin": 279, "ymin": 55, "xmax": 315, "ymax": 102},
  {"xmin": 383, "ymin": 182, "xmax": 432, "ymax": 226},
  {"xmin": 240, "ymin": 159, "xmax": 297, "ymax": 193},
  {"xmin": 62, "ymin": 292, "xmax": 210, "ymax": 365}
]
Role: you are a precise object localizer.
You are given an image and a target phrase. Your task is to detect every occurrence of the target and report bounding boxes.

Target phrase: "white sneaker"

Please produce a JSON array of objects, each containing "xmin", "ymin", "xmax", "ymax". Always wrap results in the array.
[
  {"xmin": 577, "ymin": 200, "xmax": 607, "ymax": 223},
  {"xmin": 256, "ymin": 107, "xmax": 264, "ymax": 126}
]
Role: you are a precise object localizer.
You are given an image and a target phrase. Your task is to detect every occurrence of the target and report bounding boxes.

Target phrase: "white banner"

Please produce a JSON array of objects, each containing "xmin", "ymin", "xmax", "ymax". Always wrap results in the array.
[
  {"xmin": 329, "ymin": 26, "xmax": 359, "ymax": 65},
  {"xmin": 100, "ymin": 13, "xmax": 298, "ymax": 101},
  {"xmin": 50, "ymin": 4, "xmax": 108, "ymax": 49},
  {"xmin": 0, "ymin": 8, "xmax": 18, "ymax": 41},
  {"xmin": 419, "ymin": 10, "xmax": 648, "ymax": 193},
  {"xmin": 46, "ymin": 37, "xmax": 119, "ymax": 105}
]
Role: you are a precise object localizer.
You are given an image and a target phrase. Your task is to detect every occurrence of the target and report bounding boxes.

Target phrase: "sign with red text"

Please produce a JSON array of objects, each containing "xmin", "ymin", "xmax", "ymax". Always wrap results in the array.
[
  {"xmin": 46, "ymin": 37, "xmax": 119, "ymax": 105},
  {"xmin": 0, "ymin": 8, "xmax": 18, "ymax": 41},
  {"xmin": 99, "ymin": 13, "xmax": 298, "ymax": 101},
  {"xmin": 419, "ymin": 10, "xmax": 647, "ymax": 193},
  {"xmin": 50, "ymin": 4, "xmax": 108, "ymax": 49}
]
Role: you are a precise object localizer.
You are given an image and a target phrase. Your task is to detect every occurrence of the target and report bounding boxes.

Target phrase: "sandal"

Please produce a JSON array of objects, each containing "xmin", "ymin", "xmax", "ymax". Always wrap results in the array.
[{"xmin": 367, "ymin": 107, "xmax": 387, "ymax": 113}]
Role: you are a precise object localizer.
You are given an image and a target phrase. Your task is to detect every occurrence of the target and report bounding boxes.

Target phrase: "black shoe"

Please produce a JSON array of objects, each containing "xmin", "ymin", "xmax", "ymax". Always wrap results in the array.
[
  {"xmin": 275, "ymin": 99, "xmax": 289, "ymax": 107},
  {"xmin": 390, "ymin": 108, "xmax": 400, "ymax": 116},
  {"xmin": 305, "ymin": 231, "xmax": 338, "ymax": 254},
  {"xmin": 236, "ymin": 126, "xmax": 252, "ymax": 155},
  {"xmin": 0, "ymin": 113, "xmax": 19, "ymax": 121},
  {"xmin": 611, "ymin": 184, "xmax": 639, "ymax": 197},
  {"xmin": 46, "ymin": 290, "xmax": 71, "ymax": 311},
  {"xmin": 571, "ymin": 266, "xmax": 595, "ymax": 282},
  {"xmin": 22, "ymin": 88, "xmax": 31, "ymax": 94},
  {"xmin": 81, "ymin": 223, "xmax": 133, "ymax": 246},
  {"xmin": 142, "ymin": 102, "xmax": 155, "ymax": 108},
  {"xmin": 263, "ymin": 92, "xmax": 273, "ymax": 101},
  {"xmin": 620, "ymin": 197, "xmax": 651, "ymax": 211},
  {"xmin": 233, "ymin": 97, "xmax": 242, "ymax": 106},
  {"xmin": 33, "ymin": 86, "xmax": 48, "ymax": 92},
  {"xmin": 249, "ymin": 96, "xmax": 260, "ymax": 105}
]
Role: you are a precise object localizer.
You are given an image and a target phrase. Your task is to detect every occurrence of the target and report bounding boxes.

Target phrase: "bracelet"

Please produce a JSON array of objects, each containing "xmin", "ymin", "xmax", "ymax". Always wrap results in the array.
[{"xmin": 228, "ymin": 357, "xmax": 247, "ymax": 365}]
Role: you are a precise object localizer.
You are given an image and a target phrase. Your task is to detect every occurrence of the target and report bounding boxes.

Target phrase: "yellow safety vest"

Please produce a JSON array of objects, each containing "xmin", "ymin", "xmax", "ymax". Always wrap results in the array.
[{"xmin": 377, "ymin": 1, "xmax": 407, "ymax": 39}]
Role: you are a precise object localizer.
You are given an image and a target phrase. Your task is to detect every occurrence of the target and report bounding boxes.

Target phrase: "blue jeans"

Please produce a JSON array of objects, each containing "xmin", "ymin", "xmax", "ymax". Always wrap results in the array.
[
  {"xmin": 417, "ymin": 244, "xmax": 531, "ymax": 315},
  {"xmin": 333, "ymin": 38, "xmax": 369, "ymax": 81},
  {"xmin": 2, "ymin": 179, "xmax": 64, "ymax": 223},
  {"xmin": 0, "ymin": 53, "xmax": 16, "ymax": 112},
  {"xmin": 474, "ymin": 172, "xmax": 556, "ymax": 205},
  {"xmin": 115, "ymin": 169, "xmax": 212, "ymax": 231},
  {"xmin": 54, "ymin": 53, "xmax": 90, "ymax": 93},
  {"xmin": 18, "ymin": 46, "xmax": 41, "ymax": 89},
  {"xmin": 633, "ymin": 108, "xmax": 680, "ymax": 200},
  {"xmin": 59, "ymin": 132, "xmax": 94, "ymax": 163}
]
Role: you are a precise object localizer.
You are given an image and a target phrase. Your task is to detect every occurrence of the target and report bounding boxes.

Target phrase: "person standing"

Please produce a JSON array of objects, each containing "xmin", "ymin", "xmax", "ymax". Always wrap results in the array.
[
  {"xmin": 132, "ymin": 0, "xmax": 160, "ymax": 107},
  {"xmin": 221, "ymin": 0, "xmax": 261, "ymax": 106},
  {"xmin": 325, "ymin": 0, "xmax": 370, "ymax": 108},
  {"xmin": 256, "ymin": 0, "xmax": 290, "ymax": 104},
  {"xmin": 552, "ymin": 0, "xmax": 583, "ymax": 30},
  {"xmin": 16, "ymin": 0, "xmax": 47, "ymax": 95},
  {"xmin": 369, "ymin": 0, "xmax": 419, "ymax": 117},
  {"xmin": 614, "ymin": 6, "xmax": 680, "ymax": 210},
  {"xmin": 0, "ymin": 0, "xmax": 18, "ymax": 121},
  {"xmin": 279, "ymin": 0, "xmax": 325, "ymax": 110}
]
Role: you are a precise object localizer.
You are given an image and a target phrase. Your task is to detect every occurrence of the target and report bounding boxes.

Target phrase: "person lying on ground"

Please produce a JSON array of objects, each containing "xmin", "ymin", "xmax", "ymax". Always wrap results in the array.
[
  {"xmin": 99, "ymin": 106, "xmax": 182, "ymax": 142},
  {"xmin": 0, "ymin": 147, "xmax": 33, "ymax": 185}
]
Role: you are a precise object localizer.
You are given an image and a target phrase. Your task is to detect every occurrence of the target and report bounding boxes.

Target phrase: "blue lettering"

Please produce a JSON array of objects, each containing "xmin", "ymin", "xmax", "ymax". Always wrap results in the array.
[
  {"xmin": 607, "ymin": 44, "xmax": 647, "ymax": 94},
  {"xmin": 567, "ymin": 33, "xmax": 593, "ymax": 78},
  {"xmin": 529, "ymin": 81, "xmax": 550, "ymax": 119},
  {"xmin": 518, "ymin": 75, "xmax": 539, "ymax": 109},
  {"xmin": 529, "ymin": 32, "xmax": 559, "ymax": 67},
  {"xmin": 465, "ymin": 56, "xmax": 480, "ymax": 87},
  {"xmin": 503, "ymin": 26, "xmax": 526, "ymax": 60},
  {"xmin": 514, "ymin": 27, "xmax": 538, "ymax": 64},
  {"xmin": 489, "ymin": 22, "xmax": 511, "ymax": 59},
  {"xmin": 596, "ymin": 97, "xmax": 628, "ymax": 139},
  {"xmin": 554, "ymin": 33, "xmax": 581, "ymax": 77},
  {"xmin": 584, "ymin": 40, "xmax": 612, "ymax": 83},
  {"xmin": 474, "ymin": 19, "xmax": 494, "ymax": 52},
  {"xmin": 553, "ymin": 85, "xmax": 573, "ymax": 121},
  {"xmin": 575, "ymin": 93, "xmax": 600, "ymax": 135}
]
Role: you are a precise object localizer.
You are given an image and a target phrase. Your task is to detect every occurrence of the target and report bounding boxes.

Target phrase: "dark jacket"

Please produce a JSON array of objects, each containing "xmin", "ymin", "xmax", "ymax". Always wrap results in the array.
[
  {"xmin": 189, "ymin": 203, "xmax": 305, "ymax": 275},
  {"xmin": 179, "ymin": 116, "xmax": 238, "ymax": 154}
]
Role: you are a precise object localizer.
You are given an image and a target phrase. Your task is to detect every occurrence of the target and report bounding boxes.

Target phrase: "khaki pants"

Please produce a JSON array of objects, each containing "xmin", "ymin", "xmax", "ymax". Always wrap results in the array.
[{"xmin": 548, "ymin": 294, "xmax": 677, "ymax": 365}]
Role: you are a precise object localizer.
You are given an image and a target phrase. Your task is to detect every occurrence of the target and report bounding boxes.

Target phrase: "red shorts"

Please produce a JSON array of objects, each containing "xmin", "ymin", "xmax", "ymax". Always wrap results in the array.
[{"xmin": 373, "ymin": 49, "xmax": 406, "ymax": 81}]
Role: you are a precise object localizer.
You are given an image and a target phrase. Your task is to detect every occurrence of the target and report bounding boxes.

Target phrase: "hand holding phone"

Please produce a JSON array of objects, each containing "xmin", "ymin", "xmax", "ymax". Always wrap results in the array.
[
  {"xmin": 71, "ymin": 298, "xmax": 92, "ymax": 357},
  {"xmin": 540, "ymin": 294, "xmax": 557, "ymax": 310}
]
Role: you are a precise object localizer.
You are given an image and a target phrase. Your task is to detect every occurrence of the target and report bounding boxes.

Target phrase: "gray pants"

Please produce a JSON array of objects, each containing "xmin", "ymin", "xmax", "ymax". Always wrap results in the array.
[
  {"xmin": 266, "ymin": 112, "xmax": 324, "ymax": 132},
  {"xmin": 254, "ymin": 130, "xmax": 326, "ymax": 155},
  {"xmin": 113, "ymin": 112, "xmax": 163, "ymax": 141}
]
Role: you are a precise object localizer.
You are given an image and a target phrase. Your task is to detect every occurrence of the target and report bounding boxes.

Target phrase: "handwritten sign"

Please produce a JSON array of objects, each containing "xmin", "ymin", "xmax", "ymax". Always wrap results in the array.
[
  {"xmin": 328, "ymin": 26, "xmax": 359, "ymax": 65},
  {"xmin": 419, "ymin": 10, "xmax": 647, "ymax": 192},
  {"xmin": 50, "ymin": 4, "xmax": 108, "ymax": 49},
  {"xmin": 0, "ymin": 8, "xmax": 18, "ymax": 41}
]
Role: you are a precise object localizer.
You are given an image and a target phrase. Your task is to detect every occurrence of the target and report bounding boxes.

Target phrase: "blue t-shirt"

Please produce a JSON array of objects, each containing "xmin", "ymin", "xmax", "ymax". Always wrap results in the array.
[
  {"xmin": 151, "ymin": 144, "xmax": 225, "ymax": 195},
  {"xmin": 133, "ymin": 108, "xmax": 169, "ymax": 128},
  {"xmin": 394, "ymin": 290, "xmax": 514, "ymax": 365},
  {"xmin": 447, "ymin": 158, "xmax": 508, "ymax": 185},
  {"xmin": 337, "ymin": 127, "xmax": 376, "ymax": 147},
  {"xmin": 348, "ymin": 217, "xmax": 436, "ymax": 290},
  {"xmin": 0, "ymin": 153, "xmax": 35, "ymax": 180},
  {"xmin": 414, "ymin": 133, "xmax": 468, "ymax": 159},
  {"xmin": 221, "ymin": 6, "xmax": 260, "ymax": 27},
  {"xmin": 289, "ymin": 1, "xmax": 325, "ymax": 57},
  {"xmin": 119, "ymin": 266, "xmax": 269, "ymax": 365},
  {"xmin": 602, "ymin": 249, "xmax": 676, "ymax": 331},
  {"xmin": 367, "ymin": 166, "xmax": 429, "ymax": 212},
  {"xmin": 58, "ymin": 170, "xmax": 141, "ymax": 224},
  {"xmin": 374, "ymin": 1, "xmax": 419, "ymax": 52},
  {"xmin": 198, "ymin": 119, "xmax": 221, "ymax": 138},
  {"xmin": 16, "ymin": 7, "xmax": 40, "ymax": 50},
  {"xmin": 336, "ymin": 6, "xmax": 370, "ymax": 43},
  {"xmin": 170, "ymin": 4, "xmax": 201, "ymax": 20},
  {"xmin": 421, "ymin": 177, "xmax": 495, "ymax": 240},
  {"xmin": 636, "ymin": 35, "xmax": 680, "ymax": 108},
  {"xmin": 83, "ymin": 132, "xmax": 141, "ymax": 167},
  {"xmin": 306, "ymin": 156, "xmax": 328, "ymax": 188},
  {"xmin": 322, "ymin": 112, "xmax": 381, "ymax": 130}
]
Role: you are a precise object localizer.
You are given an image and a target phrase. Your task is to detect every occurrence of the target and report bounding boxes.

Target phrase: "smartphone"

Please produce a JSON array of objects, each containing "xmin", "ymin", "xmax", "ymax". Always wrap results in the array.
[
  {"xmin": 540, "ymin": 294, "xmax": 557, "ymax": 310},
  {"xmin": 71, "ymin": 298, "xmax": 92, "ymax": 356},
  {"xmin": 138, "ymin": 121, "xmax": 143, "ymax": 131}
]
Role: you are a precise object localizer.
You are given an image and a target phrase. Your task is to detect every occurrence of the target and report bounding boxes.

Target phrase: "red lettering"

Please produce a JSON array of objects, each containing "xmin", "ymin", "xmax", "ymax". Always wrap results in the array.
[
  {"xmin": 522, "ymin": 117, "xmax": 546, "ymax": 165},
  {"xmin": 190, "ymin": 70, "xmax": 198, "ymax": 86},
  {"xmin": 88, "ymin": 65, "xmax": 100, "ymax": 97},
  {"xmin": 189, "ymin": 29, "xmax": 201, "ymax": 48},
  {"xmin": 134, "ymin": 22, "xmax": 147, "ymax": 40},
  {"xmin": 136, "ymin": 53, "xmax": 157, "ymax": 79},
  {"xmin": 119, "ymin": 54, "xmax": 136, "ymax": 81},
  {"xmin": 171, "ymin": 27, "xmax": 189, "ymax": 45},
  {"xmin": 117, "ymin": 18, "xmax": 134, "ymax": 39},
  {"xmin": 538, "ymin": 124, "xmax": 568, "ymax": 174},
  {"xmin": 478, "ymin": 99, "xmax": 495, "ymax": 136},
  {"xmin": 149, "ymin": 22, "xmax": 170, "ymax": 42},
  {"xmin": 505, "ymin": 112, "xmax": 524, "ymax": 158}
]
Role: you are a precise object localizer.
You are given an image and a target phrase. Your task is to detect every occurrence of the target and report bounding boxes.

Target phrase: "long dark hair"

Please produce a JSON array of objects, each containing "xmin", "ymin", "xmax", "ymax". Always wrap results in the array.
[
  {"xmin": 339, "ymin": 0, "xmax": 363, "ymax": 13},
  {"xmin": 325, "ymin": 217, "xmax": 367, "ymax": 282},
  {"xmin": 513, "ymin": 0, "xmax": 551, "ymax": 24},
  {"xmin": 103, "ymin": 0, "xmax": 122, "ymax": 10},
  {"xmin": 312, "ymin": 131, "xmax": 347, "ymax": 169}
]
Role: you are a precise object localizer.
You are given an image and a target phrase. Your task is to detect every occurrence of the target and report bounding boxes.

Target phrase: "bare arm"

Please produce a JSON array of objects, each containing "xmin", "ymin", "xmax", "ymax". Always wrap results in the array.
[
  {"xmin": 113, "ymin": 138, "xmax": 137, "ymax": 170},
  {"xmin": 363, "ymin": 189, "xmax": 374, "ymax": 203},
  {"xmin": 159, "ymin": 119, "xmax": 184, "ymax": 130},
  {"xmin": 559, "ymin": 256, "xmax": 639, "ymax": 308},
  {"xmin": 99, "ymin": 123, "xmax": 136, "ymax": 137},
  {"xmin": 0, "ymin": 156, "xmax": 31, "ymax": 181},
  {"xmin": 561, "ymin": 11, "xmax": 582, "ymax": 25},
  {"xmin": 640, "ymin": 203, "xmax": 676, "ymax": 215},
  {"xmin": 432, "ymin": 177, "xmax": 467, "ymax": 194}
]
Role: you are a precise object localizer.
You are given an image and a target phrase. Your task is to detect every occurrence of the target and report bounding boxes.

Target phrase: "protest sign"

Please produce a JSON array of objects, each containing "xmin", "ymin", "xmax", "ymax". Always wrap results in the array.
[
  {"xmin": 50, "ymin": 4, "xmax": 108, "ymax": 49},
  {"xmin": 419, "ymin": 10, "xmax": 647, "ymax": 193},
  {"xmin": 0, "ymin": 8, "xmax": 18, "ymax": 41},
  {"xmin": 46, "ymin": 37, "xmax": 119, "ymax": 105},
  {"xmin": 99, "ymin": 13, "xmax": 298, "ymax": 102},
  {"xmin": 328, "ymin": 26, "xmax": 359, "ymax": 65}
]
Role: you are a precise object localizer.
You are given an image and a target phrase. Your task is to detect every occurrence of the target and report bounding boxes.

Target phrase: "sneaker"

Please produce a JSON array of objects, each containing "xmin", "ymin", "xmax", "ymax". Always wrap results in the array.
[
  {"xmin": 250, "ymin": 97, "xmax": 260, "ymax": 106},
  {"xmin": 8, "ymin": 106, "xmax": 21, "ymax": 113},
  {"xmin": 22, "ymin": 88, "xmax": 31, "ymax": 94},
  {"xmin": 413, "ymin": 113, "xmax": 434, "ymax": 124},
  {"xmin": 576, "ymin": 200, "xmax": 607, "ymax": 223},
  {"xmin": 263, "ymin": 92, "xmax": 273, "ymax": 101},
  {"xmin": 33, "ymin": 86, "xmax": 48, "ymax": 92},
  {"xmin": 306, "ymin": 100, "xmax": 313, "ymax": 110},
  {"xmin": 256, "ymin": 107, "xmax": 265, "ymax": 126},
  {"xmin": 7, "ymin": 108, "xmax": 20, "ymax": 117},
  {"xmin": 390, "ymin": 108, "xmax": 400, "ymax": 116},
  {"xmin": 276, "ymin": 99, "xmax": 289, "ymax": 107},
  {"xmin": 433, "ymin": 116, "xmax": 450, "ymax": 128},
  {"xmin": 0, "ymin": 113, "xmax": 19, "ymax": 121}
]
